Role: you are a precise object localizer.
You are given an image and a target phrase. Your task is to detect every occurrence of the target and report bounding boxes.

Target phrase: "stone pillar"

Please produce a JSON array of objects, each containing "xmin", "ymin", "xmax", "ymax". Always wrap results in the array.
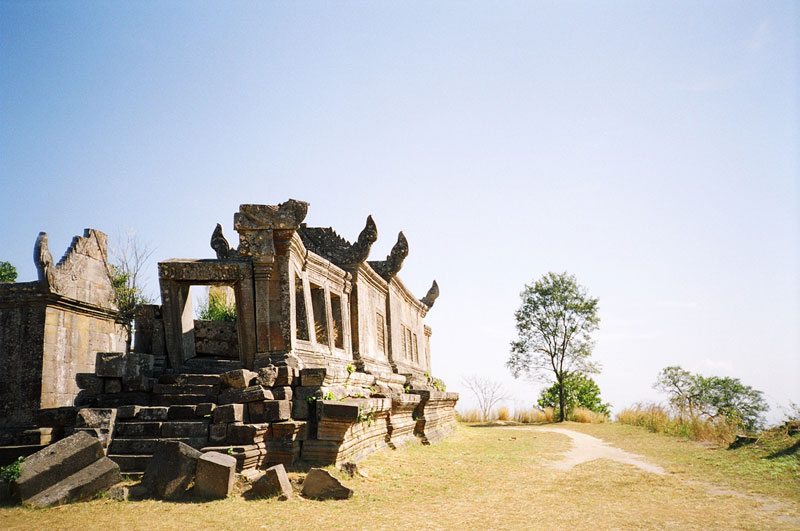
[
  {"xmin": 160, "ymin": 280, "xmax": 195, "ymax": 369},
  {"xmin": 253, "ymin": 261, "xmax": 274, "ymax": 354}
]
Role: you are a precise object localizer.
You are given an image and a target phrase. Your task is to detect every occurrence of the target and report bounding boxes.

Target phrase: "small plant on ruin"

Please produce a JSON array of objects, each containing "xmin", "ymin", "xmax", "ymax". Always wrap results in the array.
[
  {"xmin": 432, "ymin": 379, "xmax": 446, "ymax": 392},
  {"xmin": 0, "ymin": 456, "xmax": 24, "ymax": 483},
  {"xmin": 227, "ymin": 446, "xmax": 234, "ymax": 456},
  {"xmin": 369, "ymin": 385, "xmax": 376, "ymax": 393},
  {"xmin": 323, "ymin": 391, "xmax": 336, "ymax": 401},
  {"xmin": 358, "ymin": 406, "xmax": 376, "ymax": 426},
  {"xmin": 197, "ymin": 289, "xmax": 237, "ymax": 322},
  {"xmin": 404, "ymin": 384, "xmax": 412, "ymax": 393},
  {"xmin": 347, "ymin": 363, "xmax": 355, "ymax": 374}
]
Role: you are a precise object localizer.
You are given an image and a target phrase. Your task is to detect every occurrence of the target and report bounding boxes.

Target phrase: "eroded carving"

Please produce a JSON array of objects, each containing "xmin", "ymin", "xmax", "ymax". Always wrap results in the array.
[
  {"xmin": 420, "ymin": 280, "xmax": 439, "ymax": 308},
  {"xmin": 369, "ymin": 232, "xmax": 409, "ymax": 281},
  {"xmin": 298, "ymin": 215, "xmax": 378, "ymax": 267},
  {"xmin": 34, "ymin": 231, "xmax": 58, "ymax": 291}
]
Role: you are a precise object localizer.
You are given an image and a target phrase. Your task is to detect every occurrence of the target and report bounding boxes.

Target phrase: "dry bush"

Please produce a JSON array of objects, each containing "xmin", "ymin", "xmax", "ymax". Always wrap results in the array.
[
  {"xmin": 616, "ymin": 403, "xmax": 739, "ymax": 443},
  {"xmin": 457, "ymin": 409, "xmax": 483, "ymax": 423},
  {"xmin": 514, "ymin": 408, "xmax": 548, "ymax": 423},
  {"xmin": 543, "ymin": 407, "xmax": 555, "ymax": 423},
  {"xmin": 570, "ymin": 407, "xmax": 607, "ymax": 423},
  {"xmin": 497, "ymin": 406, "xmax": 511, "ymax": 421}
]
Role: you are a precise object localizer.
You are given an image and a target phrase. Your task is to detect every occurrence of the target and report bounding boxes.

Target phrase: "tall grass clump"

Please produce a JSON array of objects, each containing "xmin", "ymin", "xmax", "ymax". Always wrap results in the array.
[
  {"xmin": 514, "ymin": 408, "xmax": 547, "ymax": 423},
  {"xmin": 496, "ymin": 406, "xmax": 511, "ymax": 421},
  {"xmin": 617, "ymin": 403, "xmax": 739, "ymax": 443},
  {"xmin": 457, "ymin": 409, "xmax": 483, "ymax": 423},
  {"xmin": 570, "ymin": 407, "xmax": 607, "ymax": 423}
]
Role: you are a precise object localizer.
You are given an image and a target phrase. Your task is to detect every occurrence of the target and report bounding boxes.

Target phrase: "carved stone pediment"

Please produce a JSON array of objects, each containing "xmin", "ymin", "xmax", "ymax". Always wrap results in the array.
[
  {"xmin": 298, "ymin": 215, "xmax": 377, "ymax": 267},
  {"xmin": 233, "ymin": 199, "xmax": 309, "ymax": 258}
]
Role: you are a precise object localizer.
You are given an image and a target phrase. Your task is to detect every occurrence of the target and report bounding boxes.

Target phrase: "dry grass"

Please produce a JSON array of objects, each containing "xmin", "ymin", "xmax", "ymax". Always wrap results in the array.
[
  {"xmin": 496, "ymin": 406, "xmax": 511, "ymax": 421},
  {"xmin": 513, "ymin": 408, "xmax": 546, "ymax": 424},
  {"xmin": 456, "ymin": 408, "xmax": 482, "ymax": 423},
  {"xmin": 570, "ymin": 407, "xmax": 607, "ymax": 424},
  {"xmin": 2, "ymin": 423, "xmax": 798, "ymax": 530},
  {"xmin": 617, "ymin": 403, "xmax": 738, "ymax": 443}
]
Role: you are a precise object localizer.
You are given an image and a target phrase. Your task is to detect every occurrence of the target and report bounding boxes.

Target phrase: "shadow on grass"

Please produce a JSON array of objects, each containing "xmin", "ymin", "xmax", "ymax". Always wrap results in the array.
[
  {"xmin": 463, "ymin": 422, "xmax": 552, "ymax": 429},
  {"xmin": 766, "ymin": 438, "xmax": 800, "ymax": 460}
]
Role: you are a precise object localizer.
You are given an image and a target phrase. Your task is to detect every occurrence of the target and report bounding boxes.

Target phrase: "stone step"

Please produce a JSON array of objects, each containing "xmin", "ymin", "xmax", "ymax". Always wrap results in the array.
[
  {"xmin": 179, "ymin": 357, "xmax": 243, "ymax": 374},
  {"xmin": 182, "ymin": 374, "xmax": 221, "ymax": 386},
  {"xmin": 155, "ymin": 394, "xmax": 216, "ymax": 406},
  {"xmin": 115, "ymin": 422, "xmax": 162, "ymax": 437},
  {"xmin": 108, "ymin": 437, "xmax": 208, "ymax": 455},
  {"xmin": 108, "ymin": 454, "xmax": 151, "ymax": 474},
  {"xmin": 152, "ymin": 383, "xmax": 219, "ymax": 396}
]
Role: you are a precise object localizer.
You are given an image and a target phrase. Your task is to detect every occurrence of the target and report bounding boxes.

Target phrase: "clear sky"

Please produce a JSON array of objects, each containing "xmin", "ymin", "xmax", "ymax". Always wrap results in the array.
[{"xmin": 2, "ymin": 2, "xmax": 798, "ymax": 423}]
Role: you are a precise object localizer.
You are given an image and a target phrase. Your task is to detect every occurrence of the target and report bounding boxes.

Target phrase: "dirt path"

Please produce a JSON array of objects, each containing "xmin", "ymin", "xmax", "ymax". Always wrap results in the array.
[{"xmin": 525, "ymin": 426, "xmax": 666, "ymax": 474}]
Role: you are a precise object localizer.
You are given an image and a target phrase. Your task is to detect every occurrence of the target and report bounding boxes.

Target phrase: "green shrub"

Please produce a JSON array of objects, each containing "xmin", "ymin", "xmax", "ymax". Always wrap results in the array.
[
  {"xmin": 198, "ymin": 290, "xmax": 236, "ymax": 322},
  {"xmin": 0, "ymin": 456, "xmax": 24, "ymax": 483}
]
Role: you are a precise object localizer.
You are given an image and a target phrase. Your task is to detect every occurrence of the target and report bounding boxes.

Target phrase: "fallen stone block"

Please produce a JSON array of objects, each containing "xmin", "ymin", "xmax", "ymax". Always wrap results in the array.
[
  {"xmin": 301, "ymin": 468, "xmax": 352, "ymax": 500},
  {"xmin": 168, "ymin": 405, "xmax": 198, "ymax": 420},
  {"xmin": 140, "ymin": 440, "xmax": 201, "ymax": 500},
  {"xmin": 76, "ymin": 373, "xmax": 103, "ymax": 393},
  {"xmin": 24, "ymin": 457, "xmax": 121, "ymax": 508},
  {"xmin": 137, "ymin": 406, "xmax": 169, "ymax": 421},
  {"xmin": 209, "ymin": 423, "xmax": 227, "ymax": 444},
  {"xmin": 256, "ymin": 366, "xmax": 277, "ymax": 387},
  {"xmin": 214, "ymin": 403, "xmax": 244, "ymax": 424},
  {"xmin": 195, "ymin": 451, "xmax": 237, "ymax": 499},
  {"xmin": 195, "ymin": 403, "xmax": 216, "ymax": 418},
  {"xmin": 250, "ymin": 463, "xmax": 292, "ymax": 499},
  {"xmin": 227, "ymin": 423, "xmax": 270, "ymax": 444},
  {"xmin": 275, "ymin": 366, "xmax": 299, "ymax": 386},
  {"xmin": 220, "ymin": 369, "xmax": 258, "ymax": 389},
  {"xmin": 116, "ymin": 405, "xmax": 141, "ymax": 419},
  {"xmin": 316, "ymin": 400, "xmax": 359, "ymax": 422},
  {"xmin": 16, "ymin": 431, "xmax": 104, "ymax": 501},
  {"xmin": 218, "ymin": 386, "xmax": 274, "ymax": 405},
  {"xmin": 161, "ymin": 421, "xmax": 209, "ymax": 439},
  {"xmin": 249, "ymin": 400, "xmax": 292, "ymax": 422},
  {"xmin": 37, "ymin": 407, "xmax": 78, "ymax": 427}
]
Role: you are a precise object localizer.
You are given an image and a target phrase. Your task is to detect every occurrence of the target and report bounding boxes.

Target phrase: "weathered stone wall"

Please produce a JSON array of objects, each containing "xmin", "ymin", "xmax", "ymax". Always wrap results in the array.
[
  {"xmin": 387, "ymin": 277, "xmax": 430, "ymax": 377},
  {"xmin": 42, "ymin": 306, "xmax": 123, "ymax": 409},
  {"xmin": 194, "ymin": 320, "xmax": 238, "ymax": 358},
  {"xmin": 0, "ymin": 283, "xmax": 47, "ymax": 427},
  {"xmin": 0, "ymin": 229, "xmax": 124, "ymax": 426}
]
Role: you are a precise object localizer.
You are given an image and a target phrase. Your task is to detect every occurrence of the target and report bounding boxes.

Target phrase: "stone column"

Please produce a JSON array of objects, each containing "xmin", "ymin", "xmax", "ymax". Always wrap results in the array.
[{"xmin": 160, "ymin": 280, "xmax": 195, "ymax": 369}]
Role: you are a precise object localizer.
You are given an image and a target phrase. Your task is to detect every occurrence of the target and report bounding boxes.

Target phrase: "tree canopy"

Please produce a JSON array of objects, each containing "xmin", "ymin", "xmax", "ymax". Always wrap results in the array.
[
  {"xmin": 507, "ymin": 272, "xmax": 600, "ymax": 422},
  {"xmin": 654, "ymin": 365, "xmax": 768, "ymax": 432},
  {"xmin": 0, "ymin": 261, "xmax": 17, "ymax": 283},
  {"xmin": 537, "ymin": 373, "xmax": 611, "ymax": 418}
]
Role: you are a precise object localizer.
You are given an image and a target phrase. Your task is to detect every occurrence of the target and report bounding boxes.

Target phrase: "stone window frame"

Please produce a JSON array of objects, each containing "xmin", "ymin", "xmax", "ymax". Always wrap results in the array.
[{"xmin": 292, "ymin": 267, "xmax": 350, "ymax": 358}]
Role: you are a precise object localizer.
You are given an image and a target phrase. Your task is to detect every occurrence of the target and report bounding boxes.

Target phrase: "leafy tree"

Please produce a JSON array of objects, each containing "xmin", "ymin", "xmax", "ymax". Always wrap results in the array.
[
  {"xmin": 462, "ymin": 375, "xmax": 511, "ymax": 422},
  {"xmin": 507, "ymin": 272, "xmax": 600, "ymax": 422},
  {"xmin": 654, "ymin": 366, "xmax": 768, "ymax": 432},
  {"xmin": 537, "ymin": 373, "xmax": 611, "ymax": 418},
  {"xmin": 197, "ymin": 289, "xmax": 237, "ymax": 322},
  {"xmin": 0, "ymin": 261, "xmax": 17, "ymax": 282},
  {"xmin": 108, "ymin": 231, "xmax": 153, "ymax": 354}
]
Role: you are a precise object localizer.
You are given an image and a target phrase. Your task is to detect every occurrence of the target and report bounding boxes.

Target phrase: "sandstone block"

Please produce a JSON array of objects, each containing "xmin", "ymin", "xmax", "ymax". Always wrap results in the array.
[
  {"xmin": 227, "ymin": 423, "xmax": 270, "ymax": 444},
  {"xmin": 195, "ymin": 451, "xmax": 237, "ymax": 499},
  {"xmin": 76, "ymin": 373, "xmax": 102, "ymax": 393},
  {"xmin": 115, "ymin": 422, "xmax": 161, "ymax": 437},
  {"xmin": 137, "ymin": 406, "xmax": 169, "ymax": 420},
  {"xmin": 316, "ymin": 400, "xmax": 359, "ymax": 422},
  {"xmin": 294, "ymin": 386, "xmax": 323, "ymax": 401},
  {"xmin": 104, "ymin": 378, "xmax": 122, "ymax": 394},
  {"xmin": 25, "ymin": 457, "xmax": 121, "ymax": 508},
  {"xmin": 220, "ymin": 369, "xmax": 258, "ymax": 389},
  {"xmin": 300, "ymin": 368, "xmax": 326, "ymax": 387},
  {"xmin": 141, "ymin": 440, "xmax": 201, "ymax": 499},
  {"xmin": 249, "ymin": 400, "xmax": 291, "ymax": 422},
  {"xmin": 168, "ymin": 405, "xmax": 198, "ymax": 420},
  {"xmin": 275, "ymin": 366, "xmax": 299, "ymax": 386},
  {"xmin": 209, "ymin": 423, "xmax": 227, "ymax": 444},
  {"xmin": 37, "ymin": 407, "xmax": 77, "ymax": 427},
  {"xmin": 271, "ymin": 386, "xmax": 293, "ymax": 401},
  {"xmin": 301, "ymin": 468, "xmax": 352, "ymax": 500},
  {"xmin": 291, "ymin": 398, "xmax": 309, "ymax": 420},
  {"xmin": 116, "ymin": 405, "xmax": 141, "ymax": 419},
  {"xmin": 218, "ymin": 386, "xmax": 274, "ymax": 405},
  {"xmin": 161, "ymin": 421, "xmax": 208, "ymax": 439},
  {"xmin": 214, "ymin": 404, "xmax": 244, "ymax": 424},
  {"xmin": 95, "ymin": 352, "xmax": 125, "ymax": 377},
  {"xmin": 256, "ymin": 366, "xmax": 278, "ymax": 387},
  {"xmin": 250, "ymin": 463, "xmax": 292, "ymax": 499},
  {"xmin": 195, "ymin": 402, "xmax": 216, "ymax": 418},
  {"xmin": 16, "ymin": 431, "xmax": 104, "ymax": 501}
]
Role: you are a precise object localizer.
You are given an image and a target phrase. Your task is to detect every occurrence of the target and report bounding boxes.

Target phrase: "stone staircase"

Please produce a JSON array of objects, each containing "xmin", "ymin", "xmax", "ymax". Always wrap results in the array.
[{"xmin": 106, "ymin": 373, "xmax": 221, "ymax": 475}]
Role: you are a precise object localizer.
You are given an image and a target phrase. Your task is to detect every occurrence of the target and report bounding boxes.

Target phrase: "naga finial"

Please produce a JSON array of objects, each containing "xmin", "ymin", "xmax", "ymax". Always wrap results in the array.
[
  {"xmin": 421, "ymin": 280, "xmax": 439, "ymax": 308},
  {"xmin": 383, "ymin": 231, "xmax": 409, "ymax": 278},
  {"xmin": 34, "ymin": 231, "xmax": 56, "ymax": 289},
  {"xmin": 346, "ymin": 215, "xmax": 378, "ymax": 263},
  {"xmin": 211, "ymin": 223, "xmax": 235, "ymax": 259}
]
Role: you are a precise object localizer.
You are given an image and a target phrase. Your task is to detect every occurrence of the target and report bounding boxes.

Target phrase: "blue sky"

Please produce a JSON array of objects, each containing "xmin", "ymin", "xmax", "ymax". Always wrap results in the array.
[{"xmin": 1, "ymin": 2, "xmax": 797, "ymax": 422}]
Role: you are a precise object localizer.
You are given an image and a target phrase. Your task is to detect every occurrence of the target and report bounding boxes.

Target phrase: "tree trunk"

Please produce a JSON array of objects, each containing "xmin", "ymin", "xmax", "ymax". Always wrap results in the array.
[
  {"xmin": 125, "ymin": 324, "xmax": 132, "ymax": 355},
  {"xmin": 558, "ymin": 379, "xmax": 566, "ymax": 422}
]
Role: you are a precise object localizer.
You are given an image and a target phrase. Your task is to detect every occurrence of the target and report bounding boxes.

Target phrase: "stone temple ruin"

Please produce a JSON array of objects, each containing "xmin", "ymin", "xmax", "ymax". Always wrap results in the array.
[{"xmin": 0, "ymin": 199, "xmax": 458, "ymax": 488}]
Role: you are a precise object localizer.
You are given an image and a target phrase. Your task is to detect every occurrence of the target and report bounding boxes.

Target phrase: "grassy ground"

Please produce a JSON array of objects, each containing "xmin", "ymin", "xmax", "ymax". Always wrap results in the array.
[{"xmin": 1, "ymin": 422, "xmax": 798, "ymax": 530}]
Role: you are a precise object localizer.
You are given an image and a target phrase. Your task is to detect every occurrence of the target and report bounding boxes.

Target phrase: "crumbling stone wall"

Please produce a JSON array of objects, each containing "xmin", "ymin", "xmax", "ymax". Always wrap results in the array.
[{"xmin": 0, "ymin": 230, "xmax": 124, "ymax": 427}]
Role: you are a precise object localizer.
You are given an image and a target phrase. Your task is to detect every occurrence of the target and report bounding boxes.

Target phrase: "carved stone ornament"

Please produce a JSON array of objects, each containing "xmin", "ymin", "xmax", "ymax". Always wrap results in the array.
[
  {"xmin": 210, "ymin": 223, "xmax": 244, "ymax": 260},
  {"xmin": 234, "ymin": 199, "xmax": 309, "ymax": 259},
  {"xmin": 369, "ymin": 231, "xmax": 409, "ymax": 281},
  {"xmin": 420, "ymin": 280, "xmax": 439, "ymax": 308},
  {"xmin": 298, "ymin": 215, "xmax": 378, "ymax": 266},
  {"xmin": 34, "ymin": 231, "xmax": 58, "ymax": 292}
]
